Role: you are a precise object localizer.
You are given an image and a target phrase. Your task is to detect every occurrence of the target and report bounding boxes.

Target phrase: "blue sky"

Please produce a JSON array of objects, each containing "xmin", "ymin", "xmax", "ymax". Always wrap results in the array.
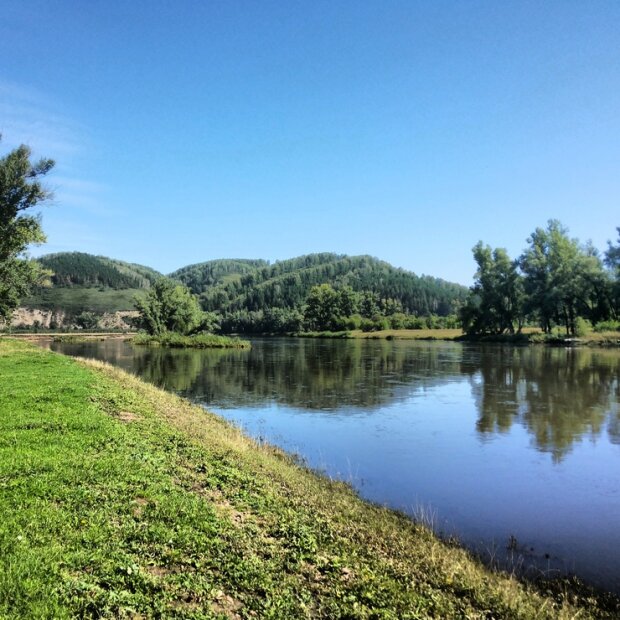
[{"xmin": 1, "ymin": 1, "xmax": 619, "ymax": 284}]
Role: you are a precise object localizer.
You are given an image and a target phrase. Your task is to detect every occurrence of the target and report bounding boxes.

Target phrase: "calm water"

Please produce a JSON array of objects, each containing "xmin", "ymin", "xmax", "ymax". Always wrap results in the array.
[{"xmin": 48, "ymin": 337, "xmax": 620, "ymax": 593}]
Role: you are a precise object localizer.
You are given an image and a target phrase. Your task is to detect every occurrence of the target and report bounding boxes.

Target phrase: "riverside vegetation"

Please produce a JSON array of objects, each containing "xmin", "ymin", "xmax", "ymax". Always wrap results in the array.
[
  {"xmin": 2, "ymin": 338, "xmax": 619, "ymax": 618},
  {"xmin": 459, "ymin": 221, "xmax": 620, "ymax": 338}
]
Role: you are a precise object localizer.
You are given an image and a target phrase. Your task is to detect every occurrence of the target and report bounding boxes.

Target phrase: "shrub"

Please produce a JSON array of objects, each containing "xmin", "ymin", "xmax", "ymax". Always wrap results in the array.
[
  {"xmin": 594, "ymin": 320, "xmax": 620, "ymax": 333},
  {"xmin": 574, "ymin": 317, "xmax": 592, "ymax": 337}
]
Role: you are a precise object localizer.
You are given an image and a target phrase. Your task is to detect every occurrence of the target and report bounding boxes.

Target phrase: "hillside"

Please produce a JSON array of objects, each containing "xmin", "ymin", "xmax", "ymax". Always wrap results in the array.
[
  {"xmin": 174, "ymin": 253, "xmax": 468, "ymax": 317},
  {"xmin": 14, "ymin": 252, "xmax": 467, "ymax": 331},
  {"xmin": 21, "ymin": 253, "xmax": 162, "ymax": 319},
  {"xmin": 38, "ymin": 252, "xmax": 162, "ymax": 289},
  {"xmin": 169, "ymin": 258, "xmax": 268, "ymax": 293}
]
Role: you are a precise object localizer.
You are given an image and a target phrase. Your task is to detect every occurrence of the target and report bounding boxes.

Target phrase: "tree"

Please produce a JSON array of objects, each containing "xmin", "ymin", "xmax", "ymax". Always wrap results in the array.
[
  {"xmin": 605, "ymin": 227, "xmax": 620, "ymax": 318},
  {"xmin": 303, "ymin": 284, "xmax": 340, "ymax": 331},
  {"xmin": 520, "ymin": 220, "xmax": 607, "ymax": 335},
  {"xmin": 0, "ymin": 139, "xmax": 54, "ymax": 323},
  {"xmin": 134, "ymin": 278, "xmax": 204, "ymax": 335},
  {"xmin": 460, "ymin": 242, "xmax": 524, "ymax": 335}
]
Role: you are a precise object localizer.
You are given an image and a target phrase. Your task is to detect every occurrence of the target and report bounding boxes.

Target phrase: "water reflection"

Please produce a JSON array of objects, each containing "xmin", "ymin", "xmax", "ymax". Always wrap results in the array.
[
  {"xmin": 469, "ymin": 346, "xmax": 619, "ymax": 462},
  {"xmin": 46, "ymin": 337, "xmax": 620, "ymax": 592},
  {"xmin": 50, "ymin": 338, "xmax": 620, "ymax": 462}
]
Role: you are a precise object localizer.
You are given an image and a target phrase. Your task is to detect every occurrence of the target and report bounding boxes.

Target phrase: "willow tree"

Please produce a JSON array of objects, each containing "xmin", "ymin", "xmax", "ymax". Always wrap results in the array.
[{"xmin": 0, "ymin": 139, "xmax": 54, "ymax": 323}]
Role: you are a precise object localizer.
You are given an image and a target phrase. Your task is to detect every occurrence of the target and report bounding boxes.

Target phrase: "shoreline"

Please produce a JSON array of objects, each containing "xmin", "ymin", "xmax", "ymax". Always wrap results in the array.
[
  {"xmin": 3, "ymin": 327, "xmax": 620, "ymax": 347},
  {"xmin": 1, "ymin": 338, "xmax": 619, "ymax": 617}
]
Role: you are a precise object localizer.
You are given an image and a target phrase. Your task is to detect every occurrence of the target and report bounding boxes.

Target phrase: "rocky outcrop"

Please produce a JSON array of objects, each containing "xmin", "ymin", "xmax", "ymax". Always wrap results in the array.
[
  {"xmin": 9, "ymin": 308, "xmax": 138, "ymax": 331},
  {"xmin": 11, "ymin": 308, "xmax": 66, "ymax": 329}
]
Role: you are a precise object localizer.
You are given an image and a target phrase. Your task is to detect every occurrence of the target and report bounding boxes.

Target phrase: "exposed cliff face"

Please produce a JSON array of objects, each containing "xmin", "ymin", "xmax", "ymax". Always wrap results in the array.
[
  {"xmin": 10, "ymin": 308, "xmax": 66, "ymax": 329},
  {"xmin": 9, "ymin": 308, "xmax": 138, "ymax": 330}
]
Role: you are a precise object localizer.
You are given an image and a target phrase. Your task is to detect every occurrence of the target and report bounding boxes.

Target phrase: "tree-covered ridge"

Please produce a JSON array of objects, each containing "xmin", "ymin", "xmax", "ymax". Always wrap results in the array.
[
  {"xmin": 37, "ymin": 252, "xmax": 162, "ymax": 289},
  {"xmin": 182, "ymin": 253, "xmax": 468, "ymax": 317},
  {"xmin": 170, "ymin": 258, "xmax": 269, "ymax": 293}
]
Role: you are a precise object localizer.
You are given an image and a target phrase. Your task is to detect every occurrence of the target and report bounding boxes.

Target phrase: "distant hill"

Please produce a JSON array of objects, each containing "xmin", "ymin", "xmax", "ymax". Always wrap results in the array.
[
  {"xmin": 22, "ymin": 252, "xmax": 163, "ymax": 315},
  {"xmin": 173, "ymin": 253, "xmax": 468, "ymax": 316},
  {"xmin": 18, "ymin": 252, "xmax": 467, "ymax": 328},
  {"xmin": 38, "ymin": 252, "xmax": 162, "ymax": 289}
]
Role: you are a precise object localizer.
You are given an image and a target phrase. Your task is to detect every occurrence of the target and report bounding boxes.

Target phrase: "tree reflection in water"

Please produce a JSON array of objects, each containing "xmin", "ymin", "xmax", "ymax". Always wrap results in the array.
[{"xmin": 51, "ymin": 338, "xmax": 620, "ymax": 460}]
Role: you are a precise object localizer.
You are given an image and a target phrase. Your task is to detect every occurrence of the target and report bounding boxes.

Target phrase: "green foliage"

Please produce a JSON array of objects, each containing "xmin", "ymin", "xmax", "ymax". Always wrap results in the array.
[
  {"xmin": 594, "ymin": 320, "xmax": 620, "ymax": 333},
  {"xmin": 74, "ymin": 311, "xmax": 99, "ymax": 330},
  {"xmin": 303, "ymin": 283, "xmax": 341, "ymax": 331},
  {"xmin": 0, "ymin": 140, "xmax": 54, "ymax": 322},
  {"xmin": 605, "ymin": 228, "xmax": 620, "ymax": 318},
  {"xmin": 37, "ymin": 252, "xmax": 161, "ymax": 289},
  {"xmin": 170, "ymin": 258, "xmax": 268, "ymax": 293},
  {"xmin": 573, "ymin": 317, "xmax": 592, "ymax": 337},
  {"xmin": 132, "ymin": 332, "xmax": 250, "ymax": 348},
  {"xmin": 180, "ymin": 253, "xmax": 467, "ymax": 317},
  {"xmin": 134, "ymin": 278, "xmax": 204, "ymax": 336},
  {"xmin": 463, "ymin": 221, "xmax": 615, "ymax": 337},
  {"xmin": 460, "ymin": 242, "xmax": 524, "ymax": 335}
]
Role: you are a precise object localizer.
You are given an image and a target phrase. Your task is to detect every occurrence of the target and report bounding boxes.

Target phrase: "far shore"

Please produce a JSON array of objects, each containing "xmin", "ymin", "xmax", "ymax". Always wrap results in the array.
[{"xmin": 3, "ymin": 327, "xmax": 620, "ymax": 347}]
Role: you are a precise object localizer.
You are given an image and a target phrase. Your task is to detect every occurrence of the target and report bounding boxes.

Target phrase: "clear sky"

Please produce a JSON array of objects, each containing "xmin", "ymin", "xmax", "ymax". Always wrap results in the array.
[{"xmin": 1, "ymin": 1, "xmax": 619, "ymax": 284}]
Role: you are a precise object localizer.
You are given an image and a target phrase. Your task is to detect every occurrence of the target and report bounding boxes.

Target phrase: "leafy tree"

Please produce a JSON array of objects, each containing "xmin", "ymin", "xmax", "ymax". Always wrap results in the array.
[
  {"xmin": 605, "ymin": 227, "xmax": 620, "ymax": 318},
  {"xmin": 336, "ymin": 285, "xmax": 359, "ymax": 317},
  {"xmin": 360, "ymin": 291, "xmax": 380, "ymax": 318},
  {"xmin": 520, "ymin": 220, "xmax": 607, "ymax": 335},
  {"xmin": 460, "ymin": 242, "xmax": 524, "ymax": 335},
  {"xmin": 74, "ymin": 311, "xmax": 99, "ymax": 330},
  {"xmin": 0, "ymin": 139, "xmax": 54, "ymax": 323},
  {"xmin": 134, "ymin": 278, "xmax": 203, "ymax": 335},
  {"xmin": 304, "ymin": 284, "xmax": 340, "ymax": 331}
]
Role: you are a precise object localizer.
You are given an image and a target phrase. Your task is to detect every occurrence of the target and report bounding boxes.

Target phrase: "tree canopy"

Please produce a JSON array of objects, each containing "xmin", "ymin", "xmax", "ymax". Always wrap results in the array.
[
  {"xmin": 461, "ymin": 220, "xmax": 617, "ymax": 336},
  {"xmin": 134, "ymin": 278, "xmax": 206, "ymax": 336},
  {"xmin": 0, "ymin": 140, "xmax": 54, "ymax": 323}
]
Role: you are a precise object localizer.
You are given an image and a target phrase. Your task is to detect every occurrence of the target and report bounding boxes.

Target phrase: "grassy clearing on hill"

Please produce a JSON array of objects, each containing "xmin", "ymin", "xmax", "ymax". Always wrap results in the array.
[
  {"xmin": 1, "ymin": 340, "xmax": 618, "ymax": 619},
  {"xmin": 22, "ymin": 287, "xmax": 146, "ymax": 314}
]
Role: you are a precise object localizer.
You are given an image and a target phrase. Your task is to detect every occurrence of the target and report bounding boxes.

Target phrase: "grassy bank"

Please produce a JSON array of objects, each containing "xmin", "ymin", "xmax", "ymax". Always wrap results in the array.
[
  {"xmin": 1, "ymin": 340, "xmax": 618, "ymax": 619},
  {"xmin": 132, "ymin": 332, "xmax": 251, "ymax": 349},
  {"xmin": 296, "ymin": 328, "xmax": 464, "ymax": 340}
]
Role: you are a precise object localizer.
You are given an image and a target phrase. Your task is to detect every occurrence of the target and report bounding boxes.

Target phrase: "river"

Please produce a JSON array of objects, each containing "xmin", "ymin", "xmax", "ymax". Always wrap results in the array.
[{"xmin": 47, "ymin": 337, "xmax": 620, "ymax": 593}]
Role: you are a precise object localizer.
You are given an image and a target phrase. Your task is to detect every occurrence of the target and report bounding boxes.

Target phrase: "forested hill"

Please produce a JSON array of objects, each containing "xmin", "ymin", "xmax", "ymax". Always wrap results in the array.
[
  {"xmin": 19, "ymin": 252, "xmax": 467, "ymax": 326},
  {"xmin": 169, "ymin": 259, "xmax": 269, "ymax": 293},
  {"xmin": 38, "ymin": 252, "xmax": 162, "ymax": 289},
  {"xmin": 20, "ymin": 253, "xmax": 163, "ymax": 318},
  {"xmin": 173, "ymin": 253, "xmax": 468, "ymax": 317}
]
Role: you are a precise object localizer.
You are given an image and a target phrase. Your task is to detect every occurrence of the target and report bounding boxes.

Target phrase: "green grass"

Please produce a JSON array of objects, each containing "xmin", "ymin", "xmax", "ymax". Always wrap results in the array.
[
  {"xmin": 1, "ymin": 340, "xmax": 618, "ymax": 619},
  {"xmin": 132, "ymin": 332, "xmax": 251, "ymax": 348},
  {"xmin": 22, "ymin": 287, "xmax": 146, "ymax": 313}
]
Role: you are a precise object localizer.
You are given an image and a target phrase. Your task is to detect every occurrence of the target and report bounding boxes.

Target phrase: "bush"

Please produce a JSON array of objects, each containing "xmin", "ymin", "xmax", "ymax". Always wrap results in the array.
[
  {"xmin": 344, "ymin": 314, "xmax": 362, "ymax": 330},
  {"xmin": 594, "ymin": 320, "xmax": 620, "ymax": 333},
  {"xmin": 574, "ymin": 317, "xmax": 592, "ymax": 337}
]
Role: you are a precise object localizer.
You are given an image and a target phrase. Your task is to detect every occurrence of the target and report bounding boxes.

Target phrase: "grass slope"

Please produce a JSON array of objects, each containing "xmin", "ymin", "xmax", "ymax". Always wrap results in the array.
[
  {"xmin": 22, "ymin": 252, "xmax": 162, "ymax": 315},
  {"xmin": 0, "ymin": 340, "xmax": 616, "ymax": 618},
  {"xmin": 22, "ymin": 287, "xmax": 146, "ymax": 314}
]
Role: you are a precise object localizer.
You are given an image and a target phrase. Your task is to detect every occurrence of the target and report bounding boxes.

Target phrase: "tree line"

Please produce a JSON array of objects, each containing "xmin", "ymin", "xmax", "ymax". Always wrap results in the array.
[
  {"xmin": 460, "ymin": 220, "xmax": 620, "ymax": 336},
  {"xmin": 134, "ymin": 278, "xmax": 459, "ymax": 337}
]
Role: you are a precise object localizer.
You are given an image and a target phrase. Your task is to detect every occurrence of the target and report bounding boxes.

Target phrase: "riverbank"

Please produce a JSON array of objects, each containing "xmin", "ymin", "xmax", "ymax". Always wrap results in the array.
[
  {"xmin": 297, "ymin": 328, "xmax": 620, "ymax": 346},
  {"xmin": 1, "ymin": 339, "xmax": 618, "ymax": 618}
]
